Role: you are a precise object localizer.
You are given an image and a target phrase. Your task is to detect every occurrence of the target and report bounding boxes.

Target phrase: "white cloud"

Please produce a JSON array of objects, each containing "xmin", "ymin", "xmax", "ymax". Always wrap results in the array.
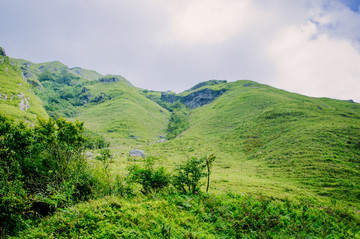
[
  {"xmin": 162, "ymin": 0, "xmax": 256, "ymax": 45},
  {"xmin": 267, "ymin": 20, "xmax": 360, "ymax": 102}
]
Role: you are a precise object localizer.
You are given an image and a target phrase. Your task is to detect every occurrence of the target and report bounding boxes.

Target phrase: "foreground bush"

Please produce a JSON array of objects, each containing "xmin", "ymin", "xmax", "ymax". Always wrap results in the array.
[{"xmin": 0, "ymin": 115, "xmax": 109, "ymax": 236}]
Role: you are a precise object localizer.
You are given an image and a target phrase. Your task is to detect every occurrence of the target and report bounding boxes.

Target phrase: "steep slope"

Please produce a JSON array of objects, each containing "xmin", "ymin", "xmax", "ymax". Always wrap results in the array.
[
  {"xmin": 149, "ymin": 80, "xmax": 360, "ymax": 205},
  {"xmin": 0, "ymin": 48, "xmax": 48, "ymax": 121},
  {"xmin": 72, "ymin": 77, "xmax": 170, "ymax": 146}
]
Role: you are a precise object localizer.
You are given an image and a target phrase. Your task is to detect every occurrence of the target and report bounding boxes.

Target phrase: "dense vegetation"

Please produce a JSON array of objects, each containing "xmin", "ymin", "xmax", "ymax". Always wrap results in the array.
[{"xmin": 0, "ymin": 115, "xmax": 111, "ymax": 236}]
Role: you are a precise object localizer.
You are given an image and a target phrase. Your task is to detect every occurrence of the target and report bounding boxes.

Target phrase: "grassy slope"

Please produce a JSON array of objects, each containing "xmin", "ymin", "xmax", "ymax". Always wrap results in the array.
[
  {"xmin": 73, "ymin": 79, "xmax": 170, "ymax": 147},
  {"xmin": 0, "ymin": 56, "xmax": 48, "ymax": 121},
  {"xmin": 146, "ymin": 80, "xmax": 360, "ymax": 206}
]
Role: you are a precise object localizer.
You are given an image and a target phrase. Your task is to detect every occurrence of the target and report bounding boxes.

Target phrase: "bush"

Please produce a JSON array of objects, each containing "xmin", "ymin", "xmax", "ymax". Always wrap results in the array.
[
  {"xmin": 0, "ymin": 115, "xmax": 105, "ymax": 236},
  {"xmin": 127, "ymin": 156, "xmax": 170, "ymax": 194}
]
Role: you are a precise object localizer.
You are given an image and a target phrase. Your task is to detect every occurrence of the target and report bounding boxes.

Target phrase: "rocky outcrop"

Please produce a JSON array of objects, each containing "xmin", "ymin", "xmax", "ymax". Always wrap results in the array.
[
  {"xmin": 181, "ymin": 88, "xmax": 227, "ymax": 109},
  {"xmin": 17, "ymin": 93, "xmax": 30, "ymax": 111},
  {"xmin": 0, "ymin": 47, "xmax": 6, "ymax": 57},
  {"xmin": 91, "ymin": 92, "xmax": 107, "ymax": 103},
  {"xmin": 99, "ymin": 76, "xmax": 119, "ymax": 83},
  {"xmin": 161, "ymin": 91, "xmax": 178, "ymax": 103},
  {"xmin": 129, "ymin": 149, "xmax": 145, "ymax": 158}
]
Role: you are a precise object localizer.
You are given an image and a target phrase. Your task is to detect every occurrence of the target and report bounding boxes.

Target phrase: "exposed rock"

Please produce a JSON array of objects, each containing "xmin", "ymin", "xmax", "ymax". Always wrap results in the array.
[
  {"xmin": 18, "ymin": 93, "xmax": 30, "ymax": 111},
  {"xmin": 161, "ymin": 91, "xmax": 178, "ymax": 103},
  {"xmin": 90, "ymin": 92, "xmax": 106, "ymax": 103},
  {"xmin": 100, "ymin": 76, "xmax": 119, "ymax": 83},
  {"xmin": 78, "ymin": 93, "xmax": 92, "ymax": 105},
  {"xmin": 158, "ymin": 139, "xmax": 166, "ymax": 143},
  {"xmin": 0, "ymin": 47, "xmax": 6, "ymax": 56},
  {"xmin": 86, "ymin": 152, "xmax": 93, "ymax": 158},
  {"xmin": 129, "ymin": 149, "xmax": 145, "ymax": 158},
  {"xmin": 181, "ymin": 88, "xmax": 227, "ymax": 109},
  {"xmin": 244, "ymin": 82, "xmax": 258, "ymax": 87}
]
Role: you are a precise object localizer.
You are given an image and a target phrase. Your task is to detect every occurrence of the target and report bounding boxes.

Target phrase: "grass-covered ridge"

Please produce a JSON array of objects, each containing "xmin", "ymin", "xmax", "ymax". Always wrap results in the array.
[{"xmin": 0, "ymin": 55, "xmax": 48, "ymax": 121}]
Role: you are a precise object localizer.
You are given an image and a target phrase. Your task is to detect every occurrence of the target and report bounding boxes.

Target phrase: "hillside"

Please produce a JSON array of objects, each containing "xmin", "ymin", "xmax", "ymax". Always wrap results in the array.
[
  {"xmin": 10, "ymin": 58, "xmax": 170, "ymax": 146},
  {"xmin": 0, "ymin": 48, "xmax": 48, "ymax": 121},
  {"xmin": 147, "ymin": 80, "xmax": 360, "ymax": 205},
  {"xmin": 72, "ymin": 77, "xmax": 170, "ymax": 146}
]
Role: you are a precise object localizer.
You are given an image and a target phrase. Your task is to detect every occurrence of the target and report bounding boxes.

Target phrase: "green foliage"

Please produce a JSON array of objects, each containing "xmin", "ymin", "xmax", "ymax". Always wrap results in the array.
[
  {"xmin": 0, "ymin": 115, "xmax": 108, "ymax": 236},
  {"xmin": 172, "ymin": 157, "xmax": 206, "ymax": 194},
  {"xmin": 127, "ymin": 156, "xmax": 170, "ymax": 194},
  {"xmin": 34, "ymin": 71, "xmax": 83, "ymax": 118},
  {"xmin": 11, "ymin": 193, "xmax": 360, "ymax": 238}
]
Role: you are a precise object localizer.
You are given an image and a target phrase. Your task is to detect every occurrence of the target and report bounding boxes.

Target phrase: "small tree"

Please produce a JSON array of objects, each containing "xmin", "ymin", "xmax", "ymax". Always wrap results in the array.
[
  {"xmin": 205, "ymin": 154, "xmax": 216, "ymax": 193},
  {"xmin": 172, "ymin": 154, "xmax": 216, "ymax": 194},
  {"xmin": 172, "ymin": 157, "xmax": 206, "ymax": 194}
]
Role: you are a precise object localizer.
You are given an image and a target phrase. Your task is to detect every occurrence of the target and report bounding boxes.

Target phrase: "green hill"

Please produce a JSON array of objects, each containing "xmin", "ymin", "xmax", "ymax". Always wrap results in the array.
[
  {"xmin": 72, "ymin": 76, "xmax": 170, "ymax": 146},
  {"xmin": 148, "ymin": 80, "xmax": 360, "ymax": 205},
  {"xmin": 0, "ymin": 49, "xmax": 48, "ymax": 121}
]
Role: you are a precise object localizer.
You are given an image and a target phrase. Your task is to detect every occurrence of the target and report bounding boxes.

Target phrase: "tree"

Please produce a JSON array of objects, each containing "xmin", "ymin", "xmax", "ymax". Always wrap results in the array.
[{"xmin": 205, "ymin": 154, "xmax": 216, "ymax": 193}]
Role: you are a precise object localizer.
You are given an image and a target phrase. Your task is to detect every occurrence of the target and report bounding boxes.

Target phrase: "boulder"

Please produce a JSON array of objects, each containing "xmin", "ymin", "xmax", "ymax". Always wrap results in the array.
[{"xmin": 129, "ymin": 149, "xmax": 145, "ymax": 158}]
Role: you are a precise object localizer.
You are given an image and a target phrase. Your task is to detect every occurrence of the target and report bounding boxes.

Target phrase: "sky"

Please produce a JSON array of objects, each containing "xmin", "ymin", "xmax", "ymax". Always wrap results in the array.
[{"xmin": 1, "ymin": 0, "xmax": 360, "ymax": 102}]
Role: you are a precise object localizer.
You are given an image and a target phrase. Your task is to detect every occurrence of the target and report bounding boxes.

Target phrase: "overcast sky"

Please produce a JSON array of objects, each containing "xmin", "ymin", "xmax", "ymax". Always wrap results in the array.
[{"xmin": 1, "ymin": 0, "xmax": 360, "ymax": 101}]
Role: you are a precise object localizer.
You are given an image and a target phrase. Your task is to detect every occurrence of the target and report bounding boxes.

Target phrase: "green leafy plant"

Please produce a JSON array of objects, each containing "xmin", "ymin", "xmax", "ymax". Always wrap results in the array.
[
  {"xmin": 127, "ymin": 156, "xmax": 170, "ymax": 194},
  {"xmin": 172, "ymin": 157, "xmax": 206, "ymax": 194}
]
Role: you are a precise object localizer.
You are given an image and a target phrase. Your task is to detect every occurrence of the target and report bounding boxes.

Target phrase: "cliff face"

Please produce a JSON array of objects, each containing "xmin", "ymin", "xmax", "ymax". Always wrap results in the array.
[
  {"xmin": 181, "ymin": 88, "xmax": 227, "ymax": 109},
  {"xmin": 160, "ymin": 87, "xmax": 227, "ymax": 109}
]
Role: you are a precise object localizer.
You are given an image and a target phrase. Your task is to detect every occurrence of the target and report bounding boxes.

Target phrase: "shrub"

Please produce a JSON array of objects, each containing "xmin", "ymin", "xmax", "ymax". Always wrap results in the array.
[
  {"xmin": 0, "ymin": 115, "xmax": 105, "ymax": 236},
  {"xmin": 127, "ymin": 156, "xmax": 170, "ymax": 194}
]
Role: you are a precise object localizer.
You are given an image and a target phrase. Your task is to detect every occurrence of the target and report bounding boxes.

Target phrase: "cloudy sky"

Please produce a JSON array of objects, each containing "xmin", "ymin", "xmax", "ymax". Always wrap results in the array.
[{"xmin": 1, "ymin": 0, "xmax": 360, "ymax": 101}]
